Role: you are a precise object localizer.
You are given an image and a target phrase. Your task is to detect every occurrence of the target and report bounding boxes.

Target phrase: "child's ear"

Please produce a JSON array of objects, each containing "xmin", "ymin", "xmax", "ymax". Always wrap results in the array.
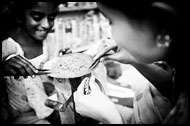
[
  {"xmin": 151, "ymin": 2, "xmax": 176, "ymax": 49},
  {"xmin": 155, "ymin": 34, "xmax": 172, "ymax": 49}
]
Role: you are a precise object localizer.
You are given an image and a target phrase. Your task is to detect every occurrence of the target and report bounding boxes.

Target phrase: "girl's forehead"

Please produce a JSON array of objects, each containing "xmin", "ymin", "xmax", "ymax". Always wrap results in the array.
[{"xmin": 27, "ymin": 2, "xmax": 58, "ymax": 14}]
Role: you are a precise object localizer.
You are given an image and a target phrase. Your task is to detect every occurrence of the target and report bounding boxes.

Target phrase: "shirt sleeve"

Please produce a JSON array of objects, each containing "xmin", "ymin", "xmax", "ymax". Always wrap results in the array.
[{"xmin": 2, "ymin": 38, "xmax": 24, "ymax": 61}]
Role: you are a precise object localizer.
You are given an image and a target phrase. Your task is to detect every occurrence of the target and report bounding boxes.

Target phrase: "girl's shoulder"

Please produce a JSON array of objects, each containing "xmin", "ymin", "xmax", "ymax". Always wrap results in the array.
[
  {"xmin": 2, "ymin": 37, "xmax": 24, "ymax": 61},
  {"xmin": 2, "ymin": 37, "xmax": 20, "ymax": 47}
]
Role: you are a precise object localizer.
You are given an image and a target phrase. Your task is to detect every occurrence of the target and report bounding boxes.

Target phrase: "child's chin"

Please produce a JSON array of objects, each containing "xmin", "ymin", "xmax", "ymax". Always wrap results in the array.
[{"xmin": 35, "ymin": 35, "xmax": 47, "ymax": 41}]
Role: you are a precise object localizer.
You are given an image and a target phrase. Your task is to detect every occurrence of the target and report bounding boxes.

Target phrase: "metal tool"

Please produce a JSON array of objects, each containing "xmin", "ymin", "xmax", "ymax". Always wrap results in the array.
[
  {"xmin": 59, "ymin": 93, "xmax": 73, "ymax": 112},
  {"xmin": 89, "ymin": 58, "xmax": 101, "ymax": 70},
  {"xmin": 35, "ymin": 69, "xmax": 51, "ymax": 75},
  {"xmin": 89, "ymin": 53, "xmax": 112, "ymax": 70},
  {"xmin": 44, "ymin": 93, "xmax": 73, "ymax": 112},
  {"xmin": 95, "ymin": 78, "xmax": 105, "ymax": 94}
]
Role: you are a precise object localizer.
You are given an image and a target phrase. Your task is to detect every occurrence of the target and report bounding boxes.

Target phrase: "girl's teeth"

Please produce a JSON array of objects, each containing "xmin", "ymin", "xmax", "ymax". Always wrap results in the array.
[{"xmin": 38, "ymin": 30, "xmax": 46, "ymax": 33}]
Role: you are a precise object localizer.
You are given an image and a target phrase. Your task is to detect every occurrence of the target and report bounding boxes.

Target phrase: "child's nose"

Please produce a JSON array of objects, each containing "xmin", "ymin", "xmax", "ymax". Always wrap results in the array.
[{"xmin": 41, "ymin": 18, "xmax": 51, "ymax": 29}]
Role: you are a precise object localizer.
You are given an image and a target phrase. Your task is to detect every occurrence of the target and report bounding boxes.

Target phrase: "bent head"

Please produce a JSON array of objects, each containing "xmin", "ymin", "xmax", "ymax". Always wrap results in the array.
[
  {"xmin": 15, "ymin": 2, "xmax": 60, "ymax": 41},
  {"xmin": 97, "ymin": 1, "xmax": 178, "ymax": 63}
]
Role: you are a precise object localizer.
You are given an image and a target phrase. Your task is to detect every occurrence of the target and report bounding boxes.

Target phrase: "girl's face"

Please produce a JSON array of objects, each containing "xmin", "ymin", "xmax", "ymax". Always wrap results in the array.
[
  {"xmin": 98, "ymin": 3, "xmax": 169, "ymax": 63},
  {"xmin": 22, "ymin": 2, "xmax": 58, "ymax": 41}
]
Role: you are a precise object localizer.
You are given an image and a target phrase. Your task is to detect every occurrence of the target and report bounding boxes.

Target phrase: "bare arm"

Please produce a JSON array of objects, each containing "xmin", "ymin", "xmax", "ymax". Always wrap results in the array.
[{"xmin": 131, "ymin": 62, "xmax": 174, "ymax": 100}]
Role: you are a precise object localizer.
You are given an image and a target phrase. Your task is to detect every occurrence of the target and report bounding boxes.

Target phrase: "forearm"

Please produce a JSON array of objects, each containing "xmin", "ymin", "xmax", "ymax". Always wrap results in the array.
[
  {"xmin": 99, "ymin": 100, "xmax": 123, "ymax": 124},
  {"xmin": 130, "ymin": 62, "xmax": 173, "ymax": 99}
]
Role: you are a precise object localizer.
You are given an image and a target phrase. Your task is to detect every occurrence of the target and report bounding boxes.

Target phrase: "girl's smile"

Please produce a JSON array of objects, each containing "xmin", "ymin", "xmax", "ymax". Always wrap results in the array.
[{"xmin": 23, "ymin": 2, "xmax": 58, "ymax": 41}]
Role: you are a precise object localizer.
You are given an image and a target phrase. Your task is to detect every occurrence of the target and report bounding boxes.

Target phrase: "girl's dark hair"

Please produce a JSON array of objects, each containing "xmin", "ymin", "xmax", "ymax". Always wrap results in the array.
[
  {"xmin": 12, "ymin": 1, "xmax": 61, "ymax": 20},
  {"xmin": 1, "ymin": 1, "xmax": 67, "ymax": 21},
  {"xmin": 1, "ymin": 1, "xmax": 66, "ymax": 41}
]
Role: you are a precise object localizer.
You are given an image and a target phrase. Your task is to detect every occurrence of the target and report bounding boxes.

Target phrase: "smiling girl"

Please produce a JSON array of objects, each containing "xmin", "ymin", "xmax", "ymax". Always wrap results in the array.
[{"xmin": 2, "ymin": 2, "xmax": 65, "ymax": 124}]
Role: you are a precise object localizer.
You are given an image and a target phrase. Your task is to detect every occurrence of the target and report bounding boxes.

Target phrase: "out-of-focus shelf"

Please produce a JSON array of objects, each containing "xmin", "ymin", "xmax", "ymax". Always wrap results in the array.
[{"xmin": 59, "ymin": 5, "xmax": 98, "ymax": 12}]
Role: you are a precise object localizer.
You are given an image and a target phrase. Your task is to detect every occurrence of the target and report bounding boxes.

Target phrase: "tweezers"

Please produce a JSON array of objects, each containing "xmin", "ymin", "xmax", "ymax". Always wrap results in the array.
[
  {"xmin": 89, "ymin": 53, "xmax": 112, "ymax": 70},
  {"xmin": 89, "ymin": 59, "xmax": 101, "ymax": 70},
  {"xmin": 35, "ymin": 69, "xmax": 51, "ymax": 75},
  {"xmin": 59, "ymin": 93, "xmax": 73, "ymax": 112},
  {"xmin": 44, "ymin": 93, "xmax": 73, "ymax": 112}
]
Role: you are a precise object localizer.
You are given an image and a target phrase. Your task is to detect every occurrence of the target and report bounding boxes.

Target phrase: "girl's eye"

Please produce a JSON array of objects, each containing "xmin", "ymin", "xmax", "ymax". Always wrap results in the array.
[
  {"xmin": 48, "ymin": 16, "xmax": 55, "ymax": 22},
  {"xmin": 48, "ymin": 13, "xmax": 57, "ymax": 22},
  {"xmin": 32, "ymin": 15, "xmax": 42, "ymax": 21},
  {"xmin": 109, "ymin": 20, "xmax": 113, "ymax": 25},
  {"xmin": 48, "ymin": 11, "xmax": 58, "ymax": 22}
]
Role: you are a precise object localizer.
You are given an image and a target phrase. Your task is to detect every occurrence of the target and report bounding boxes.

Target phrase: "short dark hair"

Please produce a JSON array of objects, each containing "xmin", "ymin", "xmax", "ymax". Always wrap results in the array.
[
  {"xmin": 2, "ymin": 1, "xmax": 67, "ymax": 20},
  {"xmin": 13, "ymin": 2, "xmax": 61, "ymax": 17}
]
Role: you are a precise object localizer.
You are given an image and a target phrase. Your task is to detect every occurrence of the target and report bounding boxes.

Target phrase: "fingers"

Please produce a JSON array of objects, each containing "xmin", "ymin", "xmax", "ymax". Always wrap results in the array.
[
  {"xmin": 5, "ymin": 57, "xmax": 28, "ymax": 78},
  {"xmin": 14, "ymin": 55, "xmax": 37, "ymax": 77},
  {"xmin": 89, "ymin": 75, "xmax": 100, "ymax": 91},
  {"xmin": 16, "ymin": 55, "xmax": 38, "ymax": 73},
  {"xmin": 93, "ymin": 47, "xmax": 111, "ymax": 61},
  {"xmin": 93, "ymin": 39, "xmax": 117, "ymax": 61},
  {"xmin": 7, "ymin": 66, "xmax": 18, "ymax": 76},
  {"xmin": 59, "ymin": 48, "xmax": 72, "ymax": 56},
  {"xmin": 10, "ymin": 59, "xmax": 29, "ymax": 78},
  {"xmin": 4, "ymin": 55, "xmax": 37, "ymax": 78},
  {"xmin": 65, "ymin": 48, "xmax": 72, "ymax": 54},
  {"xmin": 101, "ymin": 53, "xmax": 120, "ymax": 62},
  {"xmin": 89, "ymin": 75, "xmax": 95, "ymax": 86},
  {"xmin": 3, "ymin": 60, "xmax": 24, "ymax": 79},
  {"xmin": 61, "ymin": 48, "xmax": 70, "ymax": 54}
]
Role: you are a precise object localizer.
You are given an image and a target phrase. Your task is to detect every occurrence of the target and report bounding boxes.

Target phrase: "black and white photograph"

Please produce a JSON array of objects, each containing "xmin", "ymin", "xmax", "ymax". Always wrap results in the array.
[{"xmin": 1, "ymin": 1, "xmax": 188, "ymax": 124}]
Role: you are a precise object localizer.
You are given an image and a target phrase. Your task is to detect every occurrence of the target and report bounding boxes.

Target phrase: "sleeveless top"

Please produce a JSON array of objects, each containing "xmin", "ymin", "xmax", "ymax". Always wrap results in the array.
[
  {"xmin": 2, "ymin": 37, "xmax": 54, "ymax": 119},
  {"xmin": 2, "ymin": 37, "xmax": 108, "ymax": 123}
]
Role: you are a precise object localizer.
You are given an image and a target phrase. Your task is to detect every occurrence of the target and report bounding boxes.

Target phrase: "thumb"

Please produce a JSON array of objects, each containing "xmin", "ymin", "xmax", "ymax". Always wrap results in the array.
[
  {"xmin": 89, "ymin": 75, "xmax": 100, "ymax": 91},
  {"xmin": 65, "ymin": 48, "xmax": 72, "ymax": 54},
  {"xmin": 101, "ymin": 53, "xmax": 121, "ymax": 62}
]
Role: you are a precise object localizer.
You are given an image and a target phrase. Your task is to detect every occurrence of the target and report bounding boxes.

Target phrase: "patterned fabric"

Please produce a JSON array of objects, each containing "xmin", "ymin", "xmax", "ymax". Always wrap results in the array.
[
  {"xmin": 163, "ymin": 91, "xmax": 188, "ymax": 124},
  {"xmin": 2, "ymin": 37, "xmax": 108, "ymax": 124},
  {"xmin": 2, "ymin": 37, "xmax": 54, "ymax": 119},
  {"xmin": 115, "ymin": 65, "xmax": 173, "ymax": 124}
]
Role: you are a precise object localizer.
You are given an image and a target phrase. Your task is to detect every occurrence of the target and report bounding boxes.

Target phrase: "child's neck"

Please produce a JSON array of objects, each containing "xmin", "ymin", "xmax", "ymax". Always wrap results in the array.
[
  {"xmin": 14, "ymin": 30, "xmax": 43, "ymax": 46},
  {"xmin": 13, "ymin": 30, "xmax": 43, "ymax": 59}
]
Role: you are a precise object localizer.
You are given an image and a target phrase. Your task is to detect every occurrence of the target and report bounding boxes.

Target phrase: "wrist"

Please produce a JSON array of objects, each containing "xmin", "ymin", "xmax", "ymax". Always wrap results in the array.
[{"xmin": 100, "ymin": 100, "xmax": 123, "ymax": 124}]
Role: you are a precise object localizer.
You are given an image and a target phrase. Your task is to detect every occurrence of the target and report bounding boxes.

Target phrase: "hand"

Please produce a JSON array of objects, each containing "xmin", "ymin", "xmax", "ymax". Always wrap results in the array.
[
  {"xmin": 93, "ymin": 38, "xmax": 137, "ymax": 64},
  {"xmin": 100, "ymin": 47, "xmax": 137, "ymax": 64},
  {"xmin": 93, "ymin": 38, "xmax": 118, "ymax": 61},
  {"xmin": 59, "ymin": 48, "xmax": 72, "ymax": 56},
  {"xmin": 2, "ymin": 55, "xmax": 38, "ymax": 79},
  {"xmin": 74, "ymin": 75, "xmax": 123, "ymax": 124}
]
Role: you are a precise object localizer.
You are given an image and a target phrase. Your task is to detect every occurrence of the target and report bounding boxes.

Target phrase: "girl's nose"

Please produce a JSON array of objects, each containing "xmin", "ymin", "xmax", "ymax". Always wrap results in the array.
[{"xmin": 41, "ymin": 18, "xmax": 51, "ymax": 29}]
